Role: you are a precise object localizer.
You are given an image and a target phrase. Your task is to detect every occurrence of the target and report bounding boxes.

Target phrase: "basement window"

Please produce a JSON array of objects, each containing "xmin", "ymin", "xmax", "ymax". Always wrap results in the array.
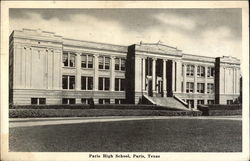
[
  {"xmin": 62, "ymin": 98, "xmax": 76, "ymax": 104},
  {"xmin": 99, "ymin": 99, "xmax": 110, "ymax": 104},
  {"xmin": 197, "ymin": 100, "xmax": 204, "ymax": 105},
  {"xmin": 31, "ymin": 98, "xmax": 46, "ymax": 105}
]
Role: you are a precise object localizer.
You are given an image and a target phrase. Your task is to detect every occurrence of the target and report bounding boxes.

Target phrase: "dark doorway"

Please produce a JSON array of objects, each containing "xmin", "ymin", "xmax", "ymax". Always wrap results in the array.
[{"xmin": 148, "ymin": 79, "xmax": 153, "ymax": 97}]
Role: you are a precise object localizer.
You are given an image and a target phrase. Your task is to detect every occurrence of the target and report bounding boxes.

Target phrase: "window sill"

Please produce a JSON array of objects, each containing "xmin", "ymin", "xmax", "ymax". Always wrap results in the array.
[
  {"xmin": 81, "ymin": 68, "xmax": 94, "ymax": 70},
  {"xmin": 62, "ymin": 67, "xmax": 76, "ymax": 69},
  {"xmin": 99, "ymin": 69, "xmax": 110, "ymax": 71},
  {"xmin": 115, "ymin": 70, "xmax": 125, "ymax": 72}
]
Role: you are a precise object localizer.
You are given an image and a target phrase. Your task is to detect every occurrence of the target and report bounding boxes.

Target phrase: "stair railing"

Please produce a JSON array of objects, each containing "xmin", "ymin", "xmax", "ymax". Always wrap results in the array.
[
  {"xmin": 142, "ymin": 94, "xmax": 157, "ymax": 105},
  {"xmin": 173, "ymin": 95, "xmax": 188, "ymax": 107}
]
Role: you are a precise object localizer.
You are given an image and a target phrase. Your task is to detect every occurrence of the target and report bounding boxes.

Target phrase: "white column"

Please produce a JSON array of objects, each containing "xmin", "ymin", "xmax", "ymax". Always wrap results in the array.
[
  {"xmin": 21, "ymin": 47, "xmax": 25, "ymax": 88},
  {"xmin": 172, "ymin": 60, "xmax": 175, "ymax": 92},
  {"xmin": 224, "ymin": 67, "xmax": 226, "ymax": 94},
  {"xmin": 152, "ymin": 58, "xmax": 156, "ymax": 92},
  {"xmin": 204, "ymin": 66, "xmax": 208, "ymax": 94},
  {"xmin": 94, "ymin": 54, "xmax": 99, "ymax": 91},
  {"xmin": 163, "ymin": 59, "xmax": 166, "ymax": 96},
  {"xmin": 236, "ymin": 68, "xmax": 239, "ymax": 94},
  {"xmin": 142, "ymin": 57, "xmax": 146, "ymax": 91},
  {"xmin": 183, "ymin": 64, "xmax": 186, "ymax": 93},
  {"xmin": 233, "ymin": 68, "xmax": 236, "ymax": 94},
  {"xmin": 194, "ymin": 65, "xmax": 197, "ymax": 93},
  {"xmin": 110, "ymin": 56, "xmax": 115, "ymax": 91},
  {"xmin": 76, "ymin": 53, "xmax": 81, "ymax": 90}
]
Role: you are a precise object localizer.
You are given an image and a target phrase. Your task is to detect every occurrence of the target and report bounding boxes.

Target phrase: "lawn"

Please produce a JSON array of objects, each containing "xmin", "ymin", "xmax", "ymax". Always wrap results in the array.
[{"xmin": 9, "ymin": 118, "xmax": 242, "ymax": 152}]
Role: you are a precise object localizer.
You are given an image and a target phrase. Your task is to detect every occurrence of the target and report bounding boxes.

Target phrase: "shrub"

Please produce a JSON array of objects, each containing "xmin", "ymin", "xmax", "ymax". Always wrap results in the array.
[
  {"xmin": 9, "ymin": 109, "xmax": 202, "ymax": 118},
  {"xmin": 197, "ymin": 104, "xmax": 242, "ymax": 116},
  {"xmin": 10, "ymin": 104, "xmax": 185, "ymax": 111}
]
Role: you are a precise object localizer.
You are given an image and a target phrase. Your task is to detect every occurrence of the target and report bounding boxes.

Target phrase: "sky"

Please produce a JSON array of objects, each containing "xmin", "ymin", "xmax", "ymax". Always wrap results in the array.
[{"xmin": 9, "ymin": 8, "xmax": 242, "ymax": 59}]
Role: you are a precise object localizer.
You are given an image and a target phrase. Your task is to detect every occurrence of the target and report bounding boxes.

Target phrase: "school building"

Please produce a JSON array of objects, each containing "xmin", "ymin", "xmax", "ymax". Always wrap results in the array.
[{"xmin": 9, "ymin": 29, "xmax": 241, "ymax": 109}]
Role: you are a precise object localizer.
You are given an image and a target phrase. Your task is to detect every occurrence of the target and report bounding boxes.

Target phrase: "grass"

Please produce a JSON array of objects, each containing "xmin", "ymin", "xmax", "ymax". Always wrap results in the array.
[{"xmin": 9, "ymin": 118, "xmax": 242, "ymax": 152}]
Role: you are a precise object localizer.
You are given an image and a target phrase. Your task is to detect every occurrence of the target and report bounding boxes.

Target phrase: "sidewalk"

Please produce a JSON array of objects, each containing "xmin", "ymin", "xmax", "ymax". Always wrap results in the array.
[{"xmin": 9, "ymin": 115, "xmax": 242, "ymax": 128}]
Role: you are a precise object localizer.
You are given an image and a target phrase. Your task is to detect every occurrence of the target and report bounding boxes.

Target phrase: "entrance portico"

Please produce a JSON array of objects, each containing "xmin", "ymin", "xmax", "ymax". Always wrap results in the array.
[{"xmin": 126, "ymin": 42, "xmax": 183, "ymax": 104}]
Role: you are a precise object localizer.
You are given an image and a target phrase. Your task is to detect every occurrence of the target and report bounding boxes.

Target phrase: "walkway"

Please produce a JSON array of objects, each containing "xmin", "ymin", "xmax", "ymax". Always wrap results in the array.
[{"xmin": 9, "ymin": 116, "xmax": 242, "ymax": 128}]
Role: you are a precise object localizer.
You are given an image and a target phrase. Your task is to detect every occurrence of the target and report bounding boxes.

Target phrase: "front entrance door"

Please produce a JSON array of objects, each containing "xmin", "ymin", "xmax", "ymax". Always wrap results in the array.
[
  {"xmin": 148, "ymin": 79, "xmax": 153, "ymax": 97},
  {"xmin": 158, "ymin": 80, "xmax": 163, "ymax": 96}
]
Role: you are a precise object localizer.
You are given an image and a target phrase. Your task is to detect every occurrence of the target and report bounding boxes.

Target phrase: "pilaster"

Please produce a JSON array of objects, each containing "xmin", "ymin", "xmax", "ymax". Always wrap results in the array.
[
  {"xmin": 94, "ymin": 54, "xmax": 99, "ymax": 91},
  {"xmin": 142, "ymin": 57, "xmax": 146, "ymax": 92},
  {"xmin": 204, "ymin": 66, "xmax": 208, "ymax": 94},
  {"xmin": 162, "ymin": 59, "xmax": 166, "ymax": 96},
  {"xmin": 152, "ymin": 58, "xmax": 156, "ymax": 93},
  {"xmin": 76, "ymin": 53, "xmax": 81, "ymax": 90},
  {"xmin": 172, "ymin": 60, "xmax": 175, "ymax": 92},
  {"xmin": 194, "ymin": 65, "xmax": 197, "ymax": 93},
  {"xmin": 183, "ymin": 64, "xmax": 186, "ymax": 93},
  {"xmin": 110, "ymin": 56, "xmax": 115, "ymax": 91},
  {"xmin": 233, "ymin": 68, "xmax": 235, "ymax": 94}
]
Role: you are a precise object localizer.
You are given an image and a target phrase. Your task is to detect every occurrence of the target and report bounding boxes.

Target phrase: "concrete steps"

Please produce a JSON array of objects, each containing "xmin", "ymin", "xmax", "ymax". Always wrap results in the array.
[{"xmin": 145, "ymin": 95, "xmax": 190, "ymax": 111}]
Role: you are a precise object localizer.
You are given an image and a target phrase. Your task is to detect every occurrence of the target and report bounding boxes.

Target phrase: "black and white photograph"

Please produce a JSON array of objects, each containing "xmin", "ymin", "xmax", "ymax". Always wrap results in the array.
[{"xmin": 1, "ymin": 1, "xmax": 249, "ymax": 161}]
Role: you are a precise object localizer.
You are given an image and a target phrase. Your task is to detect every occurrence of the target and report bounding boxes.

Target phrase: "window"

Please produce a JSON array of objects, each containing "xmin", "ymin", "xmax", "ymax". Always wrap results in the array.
[
  {"xmin": 99, "ymin": 56, "xmax": 110, "ymax": 70},
  {"xmin": 115, "ymin": 58, "xmax": 120, "ymax": 70},
  {"xmin": 31, "ymin": 98, "xmax": 46, "ymax": 105},
  {"xmin": 208, "ymin": 100, "xmax": 214, "ymax": 104},
  {"xmin": 115, "ymin": 99, "xmax": 126, "ymax": 104},
  {"xmin": 115, "ymin": 58, "xmax": 126, "ymax": 71},
  {"xmin": 62, "ymin": 98, "xmax": 75, "ymax": 104},
  {"xmin": 197, "ymin": 100, "xmax": 204, "ymax": 105},
  {"xmin": 99, "ymin": 56, "xmax": 104, "ymax": 69},
  {"xmin": 88, "ymin": 55, "xmax": 93, "ymax": 68},
  {"xmin": 186, "ymin": 82, "xmax": 194, "ymax": 93},
  {"xmin": 121, "ymin": 59, "xmax": 125, "ymax": 71},
  {"xmin": 62, "ymin": 75, "xmax": 75, "ymax": 89},
  {"xmin": 197, "ymin": 83, "xmax": 205, "ymax": 93},
  {"xmin": 98, "ymin": 77, "xmax": 110, "ymax": 91},
  {"xmin": 186, "ymin": 65, "xmax": 194, "ymax": 76},
  {"xmin": 63, "ymin": 52, "xmax": 76, "ymax": 67},
  {"xmin": 197, "ymin": 66, "xmax": 205, "ymax": 77},
  {"xmin": 99, "ymin": 99, "xmax": 110, "ymax": 104},
  {"xmin": 186, "ymin": 100, "xmax": 194, "ymax": 108},
  {"xmin": 207, "ymin": 83, "xmax": 214, "ymax": 94},
  {"xmin": 207, "ymin": 67, "xmax": 215, "ymax": 77},
  {"xmin": 81, "ymin": 55, "xmax": 87, "ymax": 68},
  {"xmin": 115, "ymin": 78, "xmax": 125, "ymax": 91},
  {"xmin": 81, "ymin": 98, "xmax": 92, "ymax": 104},
  {"xmin": 81, "ymin": 76, "xmax": 93, "ymax": 90},
  {"xmin": 63, "ymin": 52, "xmax": 68, "ymax": 66},
  {"xmin": 81, "ymin": 54, "xmax": 93, "ymax": 68},
  {"xmin": 227, "ymin": 100, "xmax": 233, "ymax": 105},
  {"xmin": 39, "ymin": 98, "xmax": 46, "ymax": 104},
  {"xmin": 105, "ymin": 57, "xmax": 110, "ymax": 69}
]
